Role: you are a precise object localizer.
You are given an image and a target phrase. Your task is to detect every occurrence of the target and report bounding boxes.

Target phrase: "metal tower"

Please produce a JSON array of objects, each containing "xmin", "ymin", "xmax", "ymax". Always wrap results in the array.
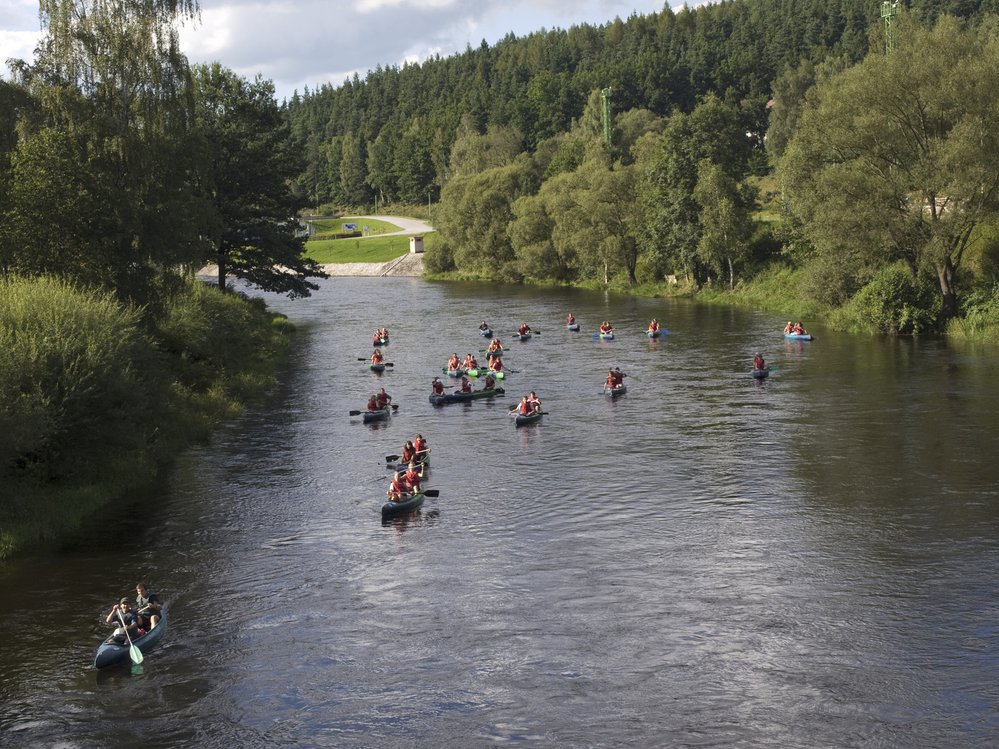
[{"xmin": 882, "ymin": 1, "xmax": 899, "ymax": 54}]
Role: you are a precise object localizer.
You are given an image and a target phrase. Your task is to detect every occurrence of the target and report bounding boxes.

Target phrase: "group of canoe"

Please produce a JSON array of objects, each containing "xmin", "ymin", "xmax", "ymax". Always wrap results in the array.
[
  {"xmin": 565, "ymin": 314, "xmax": 667, "ymax": 340},
  {"xmin": 382, "ymin": 435, "xmax": 432, "ymax": 517},
  {"xmin": 753, "ymin": 323, "xmax": 814, "ymax": 378}
]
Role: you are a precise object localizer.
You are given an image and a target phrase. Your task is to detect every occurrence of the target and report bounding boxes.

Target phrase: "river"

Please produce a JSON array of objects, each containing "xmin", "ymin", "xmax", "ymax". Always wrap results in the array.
[{"xmin": 2, "ymin": 277, "xmax": 998, "ymax": 748}]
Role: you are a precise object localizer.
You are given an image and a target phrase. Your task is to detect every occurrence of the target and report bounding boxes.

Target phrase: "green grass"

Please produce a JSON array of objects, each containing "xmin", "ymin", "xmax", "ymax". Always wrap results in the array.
[
  {"xmin": 309, "ymin": 217, "xmax": 404, "ymax": 237},
  {"xmin": 306, "ymin": 231, "xmax": 437, "ymax": 264}
]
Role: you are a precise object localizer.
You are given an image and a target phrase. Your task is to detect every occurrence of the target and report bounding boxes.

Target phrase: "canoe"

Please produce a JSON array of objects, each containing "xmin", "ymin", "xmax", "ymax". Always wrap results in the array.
[
  {"xmin": 372, "ymin": 337, "xmax": 389, "ymax": 346},
  {"xmin": 466, "ymin": 368, "xmax": 504, "ymax": 379},
  {"xmin": 607, "ymin": 384, "xmax": 627, "ymax": 397},
  {"xmin": 363, "ymin": 405, "xmax": 392, "ymax": 423},
  {"xmin": 515, "ymin": 410, "xmax": 543, "ymax": 426},
  {"xmin": 647, "ymin": 329, "xmax": 668, "ymax": 338},
  {"xmin": 485, "ymin": 348, "xmax": 504, "ymax": 357},
  {"xmin": 94, "ymin": 610, "xmax": 168, "ymax": 669},
  {"xmin": 429, "ymin": 386, "xmax": 504, "ymax": 405},
  {"xmin": 784, "ymin": 333, "xmax": 814, "ymax": 341},
  {"xmin": 443, "ymin": 368, "xmax": 467, "ymax": 377},
  {"xmin": 751, "ymin": 368, "xmax": 770, "ymax": 379},
  {"xmin": 381, "ymin": 491, "xmax": 425, "ymax": 517},
  {"xmin": 567, "ymin": 322, "xmax": 580, "ymax": 331},
  {"xmin": 369, "ymin": 363, "xmax": 385, "ymax": 373},
  {"xmin": 513, "ymin": 332, "xmax": 533, "ymax": 341},
  {"xmin": 480, "ymin": 328, "xmax": 493, "ymax": 338},
  {"xmin": 595, "ymin": 331, "xmax": 615, "ymax": 340}
]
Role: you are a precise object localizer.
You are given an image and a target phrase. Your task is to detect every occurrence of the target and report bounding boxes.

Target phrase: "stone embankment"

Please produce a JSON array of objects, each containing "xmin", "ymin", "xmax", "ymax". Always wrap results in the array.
[{"xmin": 323, "ymin": 253, "xmax": 424, "ymax": 277}]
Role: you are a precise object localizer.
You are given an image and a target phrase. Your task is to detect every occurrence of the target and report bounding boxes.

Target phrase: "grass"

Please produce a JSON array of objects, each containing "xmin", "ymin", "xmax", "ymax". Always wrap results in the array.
[
  {"xmin": 306, "ymin": 230, "xmax": 438, "ymax": 264},
  {"xmin": 309, "ymin": 217, "xmax": 404, "ymax": 237}
]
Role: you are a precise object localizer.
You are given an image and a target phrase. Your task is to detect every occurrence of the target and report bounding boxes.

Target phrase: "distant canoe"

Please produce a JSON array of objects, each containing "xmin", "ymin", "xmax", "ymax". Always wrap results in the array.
[
  {"xmin": 369, "ymin": 363, "xmax": 385, "ymax": 373},
  {"xmin": 480, "ymin": 328, "xmax": 493, "ymax": 338},
  {"xmin": 363, "ymin": 405, "xmax": 392, "ymax": 422},
  {"xmin": 784, "ymin": 333, "xmax": 814, "ymax": 341},
  {"xmin": 429, "ymin": 387, "xmax": 505, "ymax": 405},
  {"xmin": 381, "ymin": 491, "xmax": 425, "ymax": 518},
  {"xmin": 567, "ymin": 322, "xmax": 580, "ymax": 331},
  {"xmin": 751, "ymin": 368, "xmax": 770, "ymax": 379},
  {"xmin": 515, "ymin": 410, "xmax": 543, "ymax": 426},
  {"xmin": 607, "ymin": 384, "xmax": 627, "ymax": 397}
]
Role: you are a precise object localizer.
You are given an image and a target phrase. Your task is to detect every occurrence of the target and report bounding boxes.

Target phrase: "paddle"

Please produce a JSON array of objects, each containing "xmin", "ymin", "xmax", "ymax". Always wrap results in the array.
[
  {"xmin": 348, "ymin": 404, "xmax": 399, "ymax": 416},
  {"xmin": 117, "ymin": 609, "xmax": 143, "ymax": 665}
]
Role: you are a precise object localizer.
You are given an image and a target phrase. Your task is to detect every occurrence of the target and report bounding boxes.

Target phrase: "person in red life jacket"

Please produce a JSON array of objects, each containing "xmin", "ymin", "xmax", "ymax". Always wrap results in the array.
[
  {"xmin": 567, "ymin": 313, "xmax": 575, "ymax": 325},
  {"xmin": 606, "ymin": 368, "xmax": 617, "ymax": 390},
  {"xmin": 794, "ymin": 321, "xmax": 806, "ymax": 335},
  {"xmin": 401, "ymin": 440, "xmax": 416, "ymax": 464},
  {"xmin": 447, "ymin": 353, "xmax": 461, "ymax": 371},
  {"xmin": 753, "ymin": 353, "xmax": 766, "ymax": 370},
  {"xmin": 413, "ymin": 434, "xmax": 429, "ymax": 458},
  {"xmin": 612, "ymin": 367, "xmax": 626, "ymax": 387},
  {"xmin": 431, "ymin": 378, "xmax": 445, "ymax": 396},
  {"xmin": 648, "ymin": 318, "xmax": 660, "ymax": 333},
  {"xmin": 370, "ymin": 348, "xmax": 384, "ymax": 365},
  {"xmin": 517, "ymin": 322, "xmax": 532, "ymax": 336},
  {"xmin": 459, "ymin": 376, "xmax": 473, "ymax": 393},
  {"xmin": 527, "ymin": 391, "xmax": 541, "ymax": 412},
  {"xmin": 784, "ymin": 321, "xmax": 794, "ymax": 334},
  {"xmin": 375, "ymin": 388, "xmax": 391, "ymax": 408},
  {"xmin": 483, "ymin": 374, "xmax": 496, "ymax": 391},
  {"xmin": 366, "ymin": 394, "xmax": 379, "ymax": 411},
  {"xmin": 380, "ymin": 327, "xmax": 389, "ymax": 339},
  {"xmin": 487, "ymin": 338, "xmax": 503, "ymax": 354},
  {"xmin": 462, "ymin": 353, "xmax": 479, "ymax": 370},
  {"xmin": 517, "ymin": 396, "xmax": 533, "ymax": 415},
  {"xmin": 488, "ymin": 356, "xmax": 503, "ymax": 372},
  {"xmin": 599, "ymin": 321, "xmax": 614, "ymax": 334},
  {"xmin": 387, "ymin": 471, "xmax": 410, "ymax": 501},
  {"xmin": 404, "ymin": 461, "xmax": 424, "ymax": 492}
]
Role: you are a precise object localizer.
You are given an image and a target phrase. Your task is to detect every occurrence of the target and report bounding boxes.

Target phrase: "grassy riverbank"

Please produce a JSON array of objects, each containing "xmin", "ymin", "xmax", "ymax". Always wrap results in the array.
[
  {"xmin": 306, "ymin": 231, "xmax": 438, "ymax": 264},
  {"xmin": 0, "ymin": 275, "xmax": 294, "ymax": 561}
]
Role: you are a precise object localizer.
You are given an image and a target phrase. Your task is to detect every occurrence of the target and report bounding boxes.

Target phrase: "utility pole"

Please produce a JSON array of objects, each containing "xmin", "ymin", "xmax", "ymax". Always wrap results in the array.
[{"xmin": 881, "ymin": 1, "xmax": 899, "ymax": 54}]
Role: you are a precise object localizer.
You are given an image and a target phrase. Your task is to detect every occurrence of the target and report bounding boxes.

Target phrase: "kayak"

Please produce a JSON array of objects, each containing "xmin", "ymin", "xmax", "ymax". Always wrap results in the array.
[
  {"xmin": 567, "ymin": 322, "xmax": 580, "ymax": 331},
  {"xmin": 595, "ymin": 331, "xmax": 615, "ymax": 340},
  {"xmin": 372, "ymin": 337, "xmax": 389, "ymax": 346},
  {"xmin": 370, "ymin": 363, "xmax": 385, "ymax": 373},
  {"xmin": 443, "ymin": 368, "xmax": 467, "ymax": 377},
  {"xmin": 647, "ymin": 329, "xmax": 667, "ymax": 338},
  {"xmin": 515, "ymin": 410, "xmax": 543, "ymax": 426},
  {"xmin": 363, "ymin": 405, "xmax": 392, "ymax": 423},
  {"xmin": 466, "ymin": 368, "xmax": 504, "ymax": 379},
  {"xmin": 429, "ymin": 386, "xmax": 505, "ymax": 405},
  {"xmin": 607, "ymin": 384, "xmax": 627, "ymax": 397},
  {"xmin": 381, "ymin": 491, "xmax": 425, "ymax": 518},
  {"xmin": 480, "ymin": 328, "xmax": 493, "ymax": 338},
  {"xmin": 513, "ymin": 332, "xmax": 533, "ymax": 341},
  {"xmin": 784, "ymin": 333, "xmax": 814, "ymax": 341},
  {"xmin": 94, "ymin": 611, "xmax": 168, "ymax": 669},
  {"xmin": 751, "ymin": 368, "xmax": 770, "ymax": 379}
]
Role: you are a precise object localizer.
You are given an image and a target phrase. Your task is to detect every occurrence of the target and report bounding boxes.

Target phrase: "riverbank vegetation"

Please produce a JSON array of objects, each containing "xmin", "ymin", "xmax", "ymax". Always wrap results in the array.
[
  {"xmin": 0, "ymin": 1, "xmax": 324, "ymax": 558},
  {"xmin": 286, "ymin": 1, "xmax": 999, "ymax": 340}
]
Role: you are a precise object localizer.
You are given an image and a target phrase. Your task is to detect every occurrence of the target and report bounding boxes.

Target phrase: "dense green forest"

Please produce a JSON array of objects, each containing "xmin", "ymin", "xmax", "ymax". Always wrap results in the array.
[{"xmin": 286, "ymin": 0, "xmax": 999, "ymax": 337}]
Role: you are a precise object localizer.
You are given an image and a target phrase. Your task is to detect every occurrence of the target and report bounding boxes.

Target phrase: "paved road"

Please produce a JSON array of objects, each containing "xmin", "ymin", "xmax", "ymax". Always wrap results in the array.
[{"xmin": 351, "ymin": 215, "xmax": 434, "ymax": 238}]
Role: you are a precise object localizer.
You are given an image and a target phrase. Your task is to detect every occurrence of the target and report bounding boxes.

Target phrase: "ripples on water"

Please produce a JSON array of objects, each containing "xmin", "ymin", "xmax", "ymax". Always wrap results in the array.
[{"xmin": 2, "ymin": 278, "xmax": 999, "ymax": 747}]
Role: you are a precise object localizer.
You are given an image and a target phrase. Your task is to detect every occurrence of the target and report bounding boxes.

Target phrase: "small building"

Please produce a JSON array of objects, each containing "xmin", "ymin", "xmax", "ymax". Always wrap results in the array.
[{"xmin": 409, "ymin": 236, "xmax": 424, "ymax": 254}]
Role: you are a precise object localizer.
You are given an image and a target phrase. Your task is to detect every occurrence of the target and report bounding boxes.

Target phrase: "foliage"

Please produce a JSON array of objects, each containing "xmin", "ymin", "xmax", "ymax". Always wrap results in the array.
[
  {"xmin": 779, "ymin": 13, "xmax": 999, "ymax": 322},
  {"xmin": 192, "ymin": 63, "xmax": 328, "ymax": 298},
  {"xmin": 835, "ymin": 262, "xmax": 940, "ymax": 334},
  {"xmin": 0, "ymin": 275, "xmax": 293, "ymax": 559}
]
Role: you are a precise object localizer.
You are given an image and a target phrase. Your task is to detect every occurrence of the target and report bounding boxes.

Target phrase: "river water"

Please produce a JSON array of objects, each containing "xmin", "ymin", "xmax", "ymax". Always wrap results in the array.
[{"xmin": 2, "ymin": 277, "xmax": 998, "ymax": 748}]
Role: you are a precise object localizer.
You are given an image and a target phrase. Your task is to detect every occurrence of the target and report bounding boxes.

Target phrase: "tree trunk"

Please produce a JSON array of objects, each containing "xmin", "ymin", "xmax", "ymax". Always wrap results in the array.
[
  {"xmin": 217, "ymin": 254, "xmax": 227, "ymax": 293},
  {"xmin": 936, "ymin": 259, "xmax": 957, "ymax": 321},
  {"xmin": 727, "ymin": 256, "xmax": 735, "ymax": 290}
]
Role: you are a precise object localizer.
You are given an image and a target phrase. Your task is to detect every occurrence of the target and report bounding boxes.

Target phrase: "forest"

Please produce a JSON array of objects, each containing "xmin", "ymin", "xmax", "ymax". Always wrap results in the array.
[{"xmin": 285, "ymin": 0, "xmax": 999, "ymax": 337}]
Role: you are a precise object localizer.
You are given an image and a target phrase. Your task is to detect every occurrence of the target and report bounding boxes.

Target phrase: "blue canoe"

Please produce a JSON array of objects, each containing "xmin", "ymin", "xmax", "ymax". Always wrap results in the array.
[
  {"xmin": 480, "ymin": 328, "xmax": 493, "ymax": 338},
  {"xmin": 784, "ymin": 333, "xmax": 814, "ymax": 341},
  {"xmin": 370, "ymin": 363, "xmax": 386, "ymax": 373},
  {"xmin": 594, "ymin": 331, "xmax": 615, "ymax": 340},
  {"xmin": 752, "ymin": 368, "xmax": 770, "ymax": 379},
  {"xmin": 382, "ymin": 491, "xmax": 425, "ymax": 517},
  {"xmin": 363, "ymin": 405, "xmax": 392, "ymax": 423},
  {"xmin": 94, "ymin": 611, "xmax": 168, "ymax": 669},
  {"xmin": 567, "ymin": 323, "xmax": 580, "ymax": 331},
  {"xmin": 515, "ymin": 410, "xmax": 543, "ymax": 426},
  {"xmin": 647, "ymin": 329, "xmax": 668, "ymax": 338}
]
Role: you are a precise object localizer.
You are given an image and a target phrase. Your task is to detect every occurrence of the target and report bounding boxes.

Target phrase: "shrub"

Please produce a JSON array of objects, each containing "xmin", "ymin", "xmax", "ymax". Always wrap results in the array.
[{"xmin": 843, "ymin": 263, "xmax": 938, "ymax": 334}]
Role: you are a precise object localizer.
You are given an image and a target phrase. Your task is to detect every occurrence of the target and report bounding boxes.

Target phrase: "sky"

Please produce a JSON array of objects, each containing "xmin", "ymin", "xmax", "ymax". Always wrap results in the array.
[{"xmin": 1, "ymin": 0, "xmax": 678, "ymax": 101}]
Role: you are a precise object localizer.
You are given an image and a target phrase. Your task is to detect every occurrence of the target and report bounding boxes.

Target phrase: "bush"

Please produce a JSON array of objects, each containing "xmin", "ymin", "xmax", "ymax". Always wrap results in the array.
[{"xmin": 841, "ymin": 263, "xmax": 939, "ymax": 334}]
